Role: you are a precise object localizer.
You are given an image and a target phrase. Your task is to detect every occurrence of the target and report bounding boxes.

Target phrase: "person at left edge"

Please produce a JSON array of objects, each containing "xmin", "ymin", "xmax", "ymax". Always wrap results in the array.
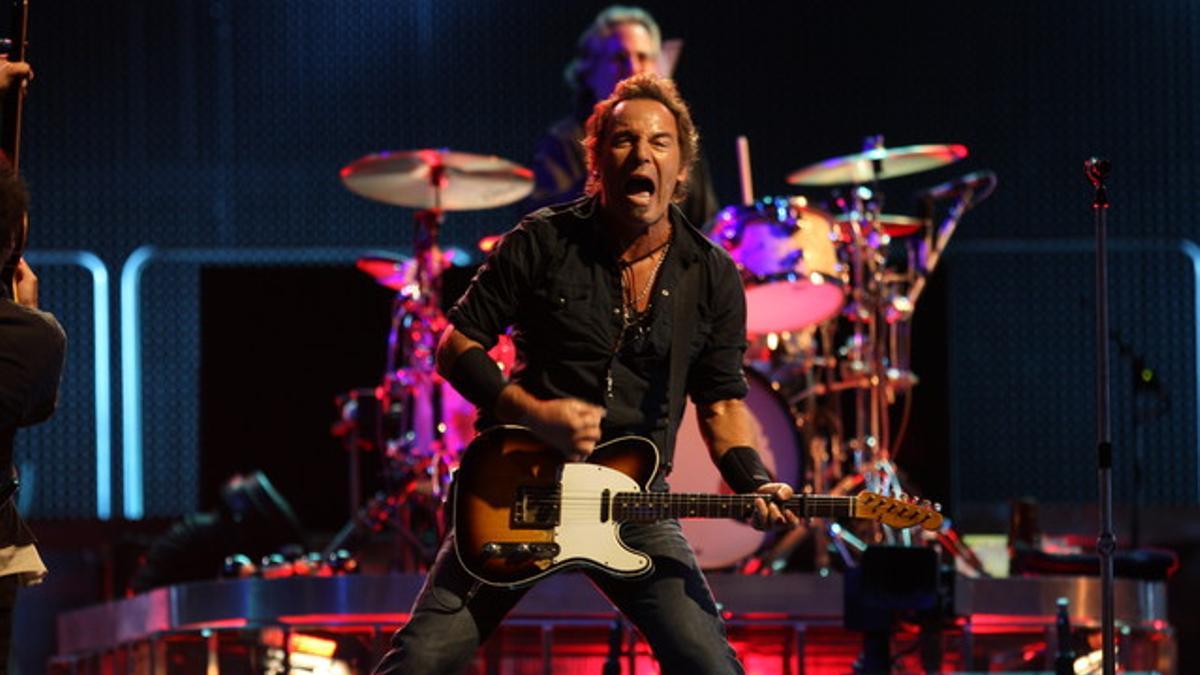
[{"xmin": 0, "ymin": 56, "xmax": 67, "ymax": 673}]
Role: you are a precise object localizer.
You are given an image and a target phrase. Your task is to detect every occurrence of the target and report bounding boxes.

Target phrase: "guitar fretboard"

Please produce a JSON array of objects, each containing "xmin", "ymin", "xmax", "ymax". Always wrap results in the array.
[{"xmin": 611, "ymin": 492, "xmax": 855, "ymax": 523}]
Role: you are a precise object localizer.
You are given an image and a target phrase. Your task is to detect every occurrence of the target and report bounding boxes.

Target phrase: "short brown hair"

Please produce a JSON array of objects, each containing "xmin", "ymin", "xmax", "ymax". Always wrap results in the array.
[
  {"xmin": 583, "ymin": 73, "xmax": 699, "ymax": 202},
  {"xmin": 564, "ymin": 6, "xmax": 662, "ymax": 93}
]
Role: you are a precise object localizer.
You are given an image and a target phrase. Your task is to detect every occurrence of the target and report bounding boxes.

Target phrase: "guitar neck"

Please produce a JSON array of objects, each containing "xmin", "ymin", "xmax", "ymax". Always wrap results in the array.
[{"xmin": 611, "ymin": 492, "xmax": 856, "ymax": 523}]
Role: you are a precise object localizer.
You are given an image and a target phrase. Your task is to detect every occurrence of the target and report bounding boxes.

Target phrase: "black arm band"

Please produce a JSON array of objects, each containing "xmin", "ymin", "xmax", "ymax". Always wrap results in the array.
[
  {"xmin": 718, "ymin": 445, "xmax": 772, "ymax": 494},
  {"xmin": 447, "ymin": 346, "xmax": 508, "ymax": 409}
]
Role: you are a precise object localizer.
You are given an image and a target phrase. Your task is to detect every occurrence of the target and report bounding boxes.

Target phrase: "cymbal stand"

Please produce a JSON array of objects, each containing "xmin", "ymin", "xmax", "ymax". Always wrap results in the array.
[
  {"xmin": 326, "ymin": 162, "xmax": 456, "ymax": 567},
  {"xmin": 841, "ymin": 136, "xmax": 911, "ymax": 544}
]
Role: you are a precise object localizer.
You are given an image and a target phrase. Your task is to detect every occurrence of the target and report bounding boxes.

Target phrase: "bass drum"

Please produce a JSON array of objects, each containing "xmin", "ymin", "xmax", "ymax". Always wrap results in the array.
[{"xmin": 672, "ymin": 373, "xmax": 801, "ymax": 569}]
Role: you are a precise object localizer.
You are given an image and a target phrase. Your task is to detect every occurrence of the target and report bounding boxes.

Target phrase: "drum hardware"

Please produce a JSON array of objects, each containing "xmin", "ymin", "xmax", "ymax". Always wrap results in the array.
[
  {"xmin": 906, "ymin": 170, "xmax": 998, "ymax": 308},
  {"xmin": 328, "ymin": 149, "xmax": 533, "ymax": 570}
]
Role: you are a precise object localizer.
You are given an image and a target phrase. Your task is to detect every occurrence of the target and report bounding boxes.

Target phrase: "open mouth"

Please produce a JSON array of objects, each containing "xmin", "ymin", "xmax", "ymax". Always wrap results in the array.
[{"xmin": 623, "ymin": 176, "xmax": 656, "ymax": 203}]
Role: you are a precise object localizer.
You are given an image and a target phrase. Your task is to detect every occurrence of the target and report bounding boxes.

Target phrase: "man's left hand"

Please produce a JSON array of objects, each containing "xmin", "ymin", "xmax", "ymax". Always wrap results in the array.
[
  {"xmin": 13, "ymin": 257, "xmax": 37, "ymax": 308},
  {"xmin": 750, "ymin": 482, "xmax": 801, "ymax": 531}
]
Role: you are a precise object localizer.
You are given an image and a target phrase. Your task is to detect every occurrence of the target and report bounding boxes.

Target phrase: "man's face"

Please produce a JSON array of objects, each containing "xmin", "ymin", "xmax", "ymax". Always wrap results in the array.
[
  {"xmin": 597, "ymin": 98, "xmax": 686, "ymax": 229},
  {"xmin": 583, "ymin": 22, "xmax": 658, "ymax": 102}
]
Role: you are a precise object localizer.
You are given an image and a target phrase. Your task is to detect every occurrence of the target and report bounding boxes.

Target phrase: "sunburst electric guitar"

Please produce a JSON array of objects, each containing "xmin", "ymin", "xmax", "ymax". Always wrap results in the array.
[{"xmin": 453, "ymin": 426, "xmax": 944, "ymax": 588}]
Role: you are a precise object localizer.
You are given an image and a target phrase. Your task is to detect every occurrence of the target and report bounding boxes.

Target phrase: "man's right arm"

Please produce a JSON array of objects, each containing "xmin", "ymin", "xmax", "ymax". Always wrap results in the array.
[{"xmin": 436, "ymin": 326, "xmax": 604, "ymax": 458}]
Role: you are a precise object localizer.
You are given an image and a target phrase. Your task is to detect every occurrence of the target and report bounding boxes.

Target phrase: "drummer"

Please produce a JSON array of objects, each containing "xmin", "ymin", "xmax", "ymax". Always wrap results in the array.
[{"xmin": 527, "ymin": 5, "xmax": 719, "ymax": 226}]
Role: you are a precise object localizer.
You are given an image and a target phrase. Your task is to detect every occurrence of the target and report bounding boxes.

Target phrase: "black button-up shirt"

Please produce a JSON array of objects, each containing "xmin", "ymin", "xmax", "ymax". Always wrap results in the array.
[{"xmin": 448, "ymin": 196, "xmax": 748, "ymax": 481}]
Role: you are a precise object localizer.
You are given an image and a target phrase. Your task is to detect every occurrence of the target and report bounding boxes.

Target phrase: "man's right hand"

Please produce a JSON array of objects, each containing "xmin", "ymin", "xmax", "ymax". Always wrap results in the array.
[
  {"xmin": 436, "ymin": 325, "xmax": 606, "ymax": 459},
  {"xmin": 0, "ymin": 57, "xmax": 32, "ymax": 93},
  {"xmin": 496, "ymin": 385, "xmax": 605, "ymax": 459}
]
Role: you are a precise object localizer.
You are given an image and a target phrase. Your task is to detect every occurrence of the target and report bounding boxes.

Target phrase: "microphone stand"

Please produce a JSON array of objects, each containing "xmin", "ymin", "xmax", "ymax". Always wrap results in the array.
[{"xmin": 1086, "ymin": 157, "xmax": 1115, "ymax": 675}]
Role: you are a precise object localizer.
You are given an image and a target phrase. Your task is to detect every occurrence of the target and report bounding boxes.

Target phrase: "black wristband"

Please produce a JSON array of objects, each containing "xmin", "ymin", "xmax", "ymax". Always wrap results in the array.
[
  {"xmin": 446, "ymin": 346, "xmax": 508, "ymax": 409},
  {"xmin": 718, "ymin": 445, "xmax": 772, "ymax": 494}
]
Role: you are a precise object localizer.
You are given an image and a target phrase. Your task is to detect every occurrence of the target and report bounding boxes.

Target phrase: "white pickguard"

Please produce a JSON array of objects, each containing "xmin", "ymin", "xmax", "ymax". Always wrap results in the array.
[{"xmin": 553, "ymin": 463, "xmax": 651, "ymax": 575}]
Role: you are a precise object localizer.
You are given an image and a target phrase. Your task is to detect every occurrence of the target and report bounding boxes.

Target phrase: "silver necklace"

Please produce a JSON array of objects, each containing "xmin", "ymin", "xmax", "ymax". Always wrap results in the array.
[{"xmin": 621, "ymin": 240, "xmax": 670, "ymax": 326}]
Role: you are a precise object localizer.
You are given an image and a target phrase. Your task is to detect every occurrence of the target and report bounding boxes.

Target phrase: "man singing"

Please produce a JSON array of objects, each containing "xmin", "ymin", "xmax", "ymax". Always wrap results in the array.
[{"xmin": 373, "ymin": 74, "xmax": 795, "ymax": 674}]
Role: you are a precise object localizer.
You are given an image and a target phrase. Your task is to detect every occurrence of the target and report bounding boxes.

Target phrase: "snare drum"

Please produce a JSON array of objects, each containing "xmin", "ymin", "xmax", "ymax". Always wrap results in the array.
[
  {"xmin": 708, "ymin": 197, "xmax": 844, "ymax": 334},
  {"xmin": 672, "ymin": 373, "xmax": 801, "ymax": 569}
]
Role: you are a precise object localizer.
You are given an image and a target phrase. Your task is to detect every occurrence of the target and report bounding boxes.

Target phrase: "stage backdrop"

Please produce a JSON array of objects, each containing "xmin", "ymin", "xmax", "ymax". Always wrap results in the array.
[{"xmin": 11, "ymin": 1, "xmax": 1200, "ymax": 524}]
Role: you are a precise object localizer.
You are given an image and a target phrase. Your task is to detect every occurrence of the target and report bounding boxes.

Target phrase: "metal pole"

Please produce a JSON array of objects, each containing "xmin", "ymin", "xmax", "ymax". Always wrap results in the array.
[{"xmin": 1086, "ymin": 157, "xmax": 1116, "ymax": 675}]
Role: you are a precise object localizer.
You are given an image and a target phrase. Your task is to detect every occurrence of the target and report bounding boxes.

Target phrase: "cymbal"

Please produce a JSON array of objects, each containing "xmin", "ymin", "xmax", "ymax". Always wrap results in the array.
[
  {"xmin": 834, "ymin": 213, "xmax": 925, "ymax": 239},
  {"xmin": 355, "ymin": 248, "xmax": 470, "ymax": 292},
  {"xmin": 341, "ymin": 149, "xmax": 534, "ymax": 210},
  {"xmin": 786, "ymin": 144, "xmax": 968, "ymax": 186},
  {"xmin": 356, "ymin": 253, "xmax": 415, "ymax": 292}
]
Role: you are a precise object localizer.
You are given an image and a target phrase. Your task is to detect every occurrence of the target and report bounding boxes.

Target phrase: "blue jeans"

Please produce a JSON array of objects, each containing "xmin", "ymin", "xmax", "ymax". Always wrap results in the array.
[{"xmin": 373, "ymin": 520, "xmax": 744, "ymax": 674}]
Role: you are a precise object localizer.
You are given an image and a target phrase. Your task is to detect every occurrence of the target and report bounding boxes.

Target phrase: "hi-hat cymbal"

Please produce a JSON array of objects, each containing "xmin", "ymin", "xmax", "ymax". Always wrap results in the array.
[
  {"xmin": 341, "ymin": 149, "xmax": 534, "ymax": 210},
  {"xmin": 834, "ymin": 213, "xmax": 926, "ymax": 239},
  {"xmin": 787, "ymin": 144, "xmax": 968, "ymax": 186}
]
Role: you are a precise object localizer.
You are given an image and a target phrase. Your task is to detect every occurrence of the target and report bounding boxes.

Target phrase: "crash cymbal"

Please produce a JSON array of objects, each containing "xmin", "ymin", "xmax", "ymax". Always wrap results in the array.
[
  {"xmin": 834, "ymin": 213, "xmax": 926, "ymax": 239},
  {"xmin": 356, "ymin": 249, "xmax": 470, "ymax": 292},
  {"xmin": 786, "ymin": 143, "xmax": 968, "ymax": 186},
  {"xmin": 356, "ymin": 253, "xmax": 416, "ymax": 292},
  {"xmin": 341, "ymin": 149, "xmax": 534, "ymax": 210}
]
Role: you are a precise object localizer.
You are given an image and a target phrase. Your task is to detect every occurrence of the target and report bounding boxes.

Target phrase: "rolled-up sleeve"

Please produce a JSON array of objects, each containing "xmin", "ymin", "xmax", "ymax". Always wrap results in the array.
[
  {"xmin": 446, "ymin": 221, "xmax": 539, "ymax": 349},
  {"xmin": 686, "ymin": 252, "xmax": 749, "ymax": 404}
]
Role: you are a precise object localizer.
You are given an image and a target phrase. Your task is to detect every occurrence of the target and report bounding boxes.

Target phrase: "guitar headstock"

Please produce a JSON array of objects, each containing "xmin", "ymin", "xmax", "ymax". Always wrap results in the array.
[{"xmin": 855, "ymin": 491, "xmax": 943, "ymax": 531}]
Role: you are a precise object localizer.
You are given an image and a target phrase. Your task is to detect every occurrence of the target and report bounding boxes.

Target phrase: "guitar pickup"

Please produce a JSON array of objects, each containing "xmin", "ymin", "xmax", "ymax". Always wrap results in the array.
[
  {"xmin": 510, "ymin": 485, "xmax": 560, "ymax": 529},
  {"xmin": 481, "ymin": 541, "xmax": 559, "ymax": 561}
]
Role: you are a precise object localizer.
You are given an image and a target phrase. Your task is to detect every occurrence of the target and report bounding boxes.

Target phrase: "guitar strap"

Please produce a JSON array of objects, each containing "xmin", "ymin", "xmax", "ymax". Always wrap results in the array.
[{"xmin": 664, "ymin": 254, "xmax": 702, "ymax": 477}]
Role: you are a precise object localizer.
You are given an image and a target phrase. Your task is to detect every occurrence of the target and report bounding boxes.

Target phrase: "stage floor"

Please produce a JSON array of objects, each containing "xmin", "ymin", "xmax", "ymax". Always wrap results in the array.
[{"xmin": 52, "ymin": 572, "xmax": 1174, "ymax": 673}]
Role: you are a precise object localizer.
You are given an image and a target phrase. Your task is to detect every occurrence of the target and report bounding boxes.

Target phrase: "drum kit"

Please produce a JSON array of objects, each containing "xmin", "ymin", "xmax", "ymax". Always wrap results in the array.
[
  {"xmin": 327, "ymin": 136, "xmax": 995, "ymax": 573},
  {"xmin": 682, "ymin": 136, "xmax": 996, "ymax": 570}
]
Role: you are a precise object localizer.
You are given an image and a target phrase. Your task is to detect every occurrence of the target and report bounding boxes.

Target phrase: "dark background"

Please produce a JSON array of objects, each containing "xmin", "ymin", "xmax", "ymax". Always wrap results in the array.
[{"xmin": 11, "ymin": 0, "xmax": 1199, "ymax": 552}]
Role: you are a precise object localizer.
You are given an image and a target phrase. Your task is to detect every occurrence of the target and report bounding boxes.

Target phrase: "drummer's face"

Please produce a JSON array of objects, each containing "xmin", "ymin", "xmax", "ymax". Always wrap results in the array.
[
  {"xmin": 584, "ymin": 22, "xmax": 658, "ymax": 101},
  {"xmin": 597, "ymin": 98, "xmax": 685, "ymax": 229}
]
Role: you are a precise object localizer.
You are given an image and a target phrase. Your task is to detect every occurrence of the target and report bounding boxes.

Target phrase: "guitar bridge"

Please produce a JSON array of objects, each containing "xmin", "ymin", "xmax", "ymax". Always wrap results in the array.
[
  {"xmin": 510, "ymin": 485, "xmax": 560, "ymax": 529},
  {"xmin": 480, "ymin": 541, "xmax": 560, "ymax": 562}
]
